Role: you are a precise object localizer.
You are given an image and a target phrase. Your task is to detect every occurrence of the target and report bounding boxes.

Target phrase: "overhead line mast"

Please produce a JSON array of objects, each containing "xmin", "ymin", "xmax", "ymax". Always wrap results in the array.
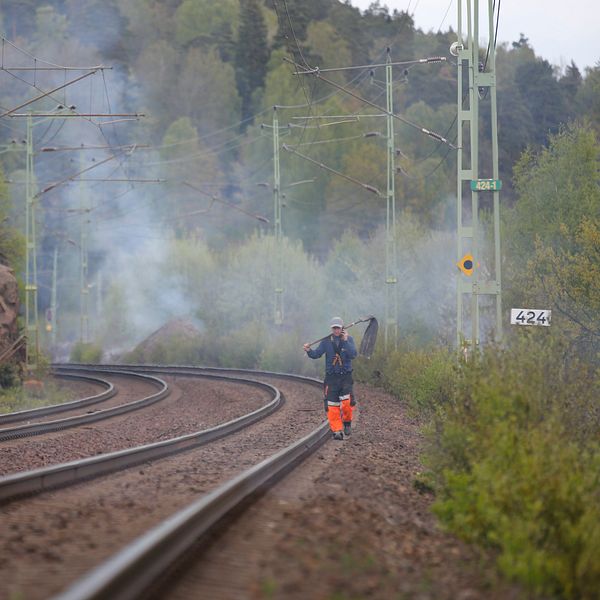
[
  {"xmin": 272, "ymin": 107, "xmax": 284, "ymax": 326},
  {"xmin": 384, "ymin": 49, "xmax": 398, "ymax": 348},
  {"xmin": 454, "ymin": 0, "xmax": 503, "ymax": 350}
]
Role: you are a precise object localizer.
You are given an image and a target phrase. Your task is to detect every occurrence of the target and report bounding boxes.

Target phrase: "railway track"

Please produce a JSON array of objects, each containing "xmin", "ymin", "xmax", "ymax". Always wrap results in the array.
[
  {"xmin": 0, "ymin": 369, "xmax": 282, "ymax": 501},
  {"xmin": 0, "ymin": 369, "xmax": 169, "ymax": 442},
  {"xmin": 0, "ymin": 372, "xmax": 116, "ymax": 425},
  {"xmin": 1, "ymin": 364, "xmax": 328, "ymax": 600}
]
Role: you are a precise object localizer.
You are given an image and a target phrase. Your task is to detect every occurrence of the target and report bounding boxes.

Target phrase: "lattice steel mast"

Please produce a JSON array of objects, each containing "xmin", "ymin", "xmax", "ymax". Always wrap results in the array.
[{"xmin": 455, "ymin": 0, "xmax": 502, "ymax": 349}]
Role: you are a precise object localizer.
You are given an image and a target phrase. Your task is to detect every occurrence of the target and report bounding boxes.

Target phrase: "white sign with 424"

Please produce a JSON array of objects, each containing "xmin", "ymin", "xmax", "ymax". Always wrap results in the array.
[{"xmin": 510, "ymin": 308, "xmax": 551, "ymax": 327}]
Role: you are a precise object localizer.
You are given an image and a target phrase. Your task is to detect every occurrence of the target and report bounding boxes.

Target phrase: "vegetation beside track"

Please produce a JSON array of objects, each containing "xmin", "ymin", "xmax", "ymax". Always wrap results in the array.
[
  {"xmin": 356, "ymin": 336, "xmax": 600, "ymax": 599},
  {"xmin": 0, "ymin": 378, "xmax": 84, "ymax": 414},
  {"xmin": 355, "ymin": 124, "xmax": 600, "ymax": 598}
]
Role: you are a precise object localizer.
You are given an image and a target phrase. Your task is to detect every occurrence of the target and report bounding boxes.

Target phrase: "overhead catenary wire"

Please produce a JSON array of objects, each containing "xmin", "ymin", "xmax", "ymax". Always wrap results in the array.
[
  {"xmin": 35, "ymin": 147, "xmax": 132, "ymax": 198},
  {"xmin": 292, "ymin": 56, "xmax": 447, "ymax": 75},
  {"xmin": 0, "ymin": 69, "xmax": 99, "ymax": 118},
  {"xmin": 283, "ymin": 143, "xmax": 381, "ymax": 197},
  {"xmin": 436, "ymin": 0, "xmax": 454, "ymax": 33},
  {"xmin": 0, "ymin": 34, "xmax": 107, "ymax": 70},
  {"xmin": 0, "ymin": 38, "xmax": 141, "ymax": 154},
  {"xmin": 285, "ymin": 132, "xmax": 382, "ymax": 148},
  {"xmin": 138, "ymin": 133, "xmax": 265, "ymax": 167},
  {"xmin": 273, "ymin": 0, "xmax": 314, "ymax": 149},
  {"xmin": 181, "ymin": 181, "xmax": 269, "ymax": 224},
  {"xmin": 483, "ymin": 0, "xmax": 501, "ymax": 72},
  {"xmin": 285, "ymin": 57, "xmax": 457, "ymax": 149}
]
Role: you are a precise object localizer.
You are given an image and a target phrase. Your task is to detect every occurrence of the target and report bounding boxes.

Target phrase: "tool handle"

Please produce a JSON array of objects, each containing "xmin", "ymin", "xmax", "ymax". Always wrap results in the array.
[{"xmin": 306, "ymin": 316, "xmax": 373, "ymax": 348}]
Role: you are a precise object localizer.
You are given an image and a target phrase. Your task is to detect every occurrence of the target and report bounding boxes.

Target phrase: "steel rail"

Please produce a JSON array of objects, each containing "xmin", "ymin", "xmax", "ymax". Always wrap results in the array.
[
  {"xmin": 0, "ymin": 372, "xmax": 283, "ymax": 503},
  {"xmin": 0, "ymin": 373, "xmax": 116, "ymax": 425},
  {"xmin": 0, "ymin": 370, "xmax": 168, "ymax": 442},
  {"xmin": 56, "ymin": 362, "xmax": 323, "ymax": 386},
  {"xmin": 54, "ymin": 419, "xmax": 329, "ymax": 600}
]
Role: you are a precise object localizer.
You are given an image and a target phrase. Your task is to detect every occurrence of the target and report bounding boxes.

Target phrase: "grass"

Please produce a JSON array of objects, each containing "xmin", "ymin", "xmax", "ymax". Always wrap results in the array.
[{"xmin": 0, "ymin": 380, "xmax": 83, "ymax": 414}]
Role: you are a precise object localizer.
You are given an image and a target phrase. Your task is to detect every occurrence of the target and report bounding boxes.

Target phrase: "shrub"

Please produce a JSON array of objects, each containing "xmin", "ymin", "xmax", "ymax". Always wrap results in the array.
[
  {"xmin": 70, "ymin": 342, "xmax": 103, "ymax": 364},
  {"xmin": 353, "ymin": 340, "xmax": 455, "ymax": 414},
  {"xmin": 428, "ymin": 337, "xmax": 600, "ymax": 598},
  {"xmin": 0, "ymin": 363, "xmax": 20, "ymax": 389}
]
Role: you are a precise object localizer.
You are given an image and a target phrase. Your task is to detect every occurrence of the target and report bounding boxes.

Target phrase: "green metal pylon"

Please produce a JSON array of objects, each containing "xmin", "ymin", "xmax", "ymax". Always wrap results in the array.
[
  {"xmin": 385, "ymin": 49, "xmax": 398, "ymax": 349},
  {"xmin": 455, "ymin": 0, "xmax": 502, "ymax": 351},
  {"xmin": 272, "ymin": 106, "xmax": 284, "ymax": 326},
  {"xmin": 25, "ymin": 113, "xmax": 39, "ymax": 369},
  {"xmin": 79, "ymin": 159, "xmax": 90, "ymax": 343},
  {"xmin": 50, "ymin": 245, "xmax": 58, "ymax": 348}
]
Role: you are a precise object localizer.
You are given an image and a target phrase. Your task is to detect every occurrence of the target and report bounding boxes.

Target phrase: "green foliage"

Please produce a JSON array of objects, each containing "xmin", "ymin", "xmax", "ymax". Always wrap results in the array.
[
  {"xmin": 505, "ymin": 123, "xmax": 600, "ymax": 360},
  {"xmin": 576, "ymin": 65, "xmax": 600, "ymax": 133},
  {"xmin": 70, "ymin": 342, "xmax": 103, "ymax": 363},
  {"xmin": 353, "ymin": 341, "xmax": 455, "ymax": 414},
  {"xmin": 0, "ymin": 363, "xmax": 20, "ymax": 389},
  {"xmin": 174, "ymin": 0, "xmax": 238, "ymax": 49},
  {"xmin": 514, "ymin": 59, "xmax": 567, "ymax": 145},
  {"xmin": 305, "ymin": 21, "xmax": 352, "ymax": 82},
  {"xmin": 235, "ymin": 0, "xmax": 270, "ymax": 125},
  {"xmin": 259, "ymin": 329, "xmax": 320, "ymax": 377},
  {"xmin": 427, "ymin": 337, "xmax": 600, "ymax": 598},
  {"xmin": 0, "ymin": 164, "xmax": 24, "ymax": 271},
  {"xmin": 0, "ymin": 378, "xmax": 84, "ymax": 414}
]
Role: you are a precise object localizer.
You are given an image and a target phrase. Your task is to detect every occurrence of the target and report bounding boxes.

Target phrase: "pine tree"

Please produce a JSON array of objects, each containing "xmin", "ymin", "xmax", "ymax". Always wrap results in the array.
[{"xmin": 235, "ymin": 0, "xmax": 270, "ymax": 128}]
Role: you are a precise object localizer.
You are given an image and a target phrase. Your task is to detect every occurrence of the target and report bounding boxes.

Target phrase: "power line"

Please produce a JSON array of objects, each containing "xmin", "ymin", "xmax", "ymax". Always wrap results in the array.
[
  {"xmin": 286, "ymin": 57, "xmax": 456, "ymax": 148},
  {"xmin": 283, "ymin": 143, "xmax": 381, "ymax": 196},
  {"xmin": 437, "ymin": 0, "xmax": 454, "ymax": 33}
]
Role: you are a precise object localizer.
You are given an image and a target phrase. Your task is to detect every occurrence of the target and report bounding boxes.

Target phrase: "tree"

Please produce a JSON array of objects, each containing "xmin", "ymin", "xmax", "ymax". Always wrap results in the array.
[
  {"xmin": 305, "ymin": 21, "xmax": 351, "ymax": 81},
  {"xmin": 504, "ymin": 124, "xmax": 600, "ymax": 359},
  {"xmin": 577, "ymin": 64, "xmax": 600, "ymax": 133},
  {"xmin": 559, "ymin": 61, "xmax": 582, "ymax": 118},
  {"xmin": 172, "ymin": 47, "xmax": 241, "ymax": 136},
  {"xmin": 514, "ymin": 59, "xmax": 567, "ymax": 145},
  {"xmin": 65, "ymin": 0, "xmax": 128, "ymax": 62},
  {"xmin": 174, "ymin": 0, "xmax": 238, "ymax": 60},
  {"xmin": 158, "ymin": 117, "xmax": 223, "ymax": 238},
  {"xmin": 235, "ymin": 0, "xmax": 270, "ymax": 128},
  {"xmin": 0, "ymin": 164, "xmax": 24, "ymax": 271},
  {"xmin": 529, "ymin": 219, "xmax": 599, "ymax": 360}
]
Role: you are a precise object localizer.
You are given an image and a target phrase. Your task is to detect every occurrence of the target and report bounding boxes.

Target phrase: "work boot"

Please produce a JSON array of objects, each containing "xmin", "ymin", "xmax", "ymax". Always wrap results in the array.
[
  {"xmin": 332, "ymin": 431, "xmax": 344, "ymax": 441},
  {"xmin": 343, "ymin": 421, "xmax": 352, "ymax": 437}
]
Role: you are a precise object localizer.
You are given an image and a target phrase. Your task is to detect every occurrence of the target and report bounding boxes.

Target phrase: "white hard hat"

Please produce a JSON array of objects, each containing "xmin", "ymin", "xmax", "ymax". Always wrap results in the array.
[{"xmin": 330, "ymin": 316, "xmax": 344, "ymax": 328}]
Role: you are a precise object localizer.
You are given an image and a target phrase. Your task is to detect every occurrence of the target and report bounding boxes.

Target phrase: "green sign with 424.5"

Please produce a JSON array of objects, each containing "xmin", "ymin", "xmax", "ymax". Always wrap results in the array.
[{"xmin": 470, "ymin": 179, "xmax": 502, "ymax": 191}]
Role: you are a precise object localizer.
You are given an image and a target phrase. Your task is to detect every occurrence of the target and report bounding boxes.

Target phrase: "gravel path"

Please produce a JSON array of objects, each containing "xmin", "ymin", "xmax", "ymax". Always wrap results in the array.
[
  {"xmin": 0, "ymin": 377, "xmax": 323, "ymax": 600},
  {"xmin": 155, "ymin": 384, "xmax": 525, "ymax": 600}
]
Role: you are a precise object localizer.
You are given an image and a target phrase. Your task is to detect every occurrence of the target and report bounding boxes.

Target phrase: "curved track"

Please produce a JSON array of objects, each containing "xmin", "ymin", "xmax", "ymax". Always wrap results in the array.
[
  {"xmin": 0, "ymin": 370, "xmax": 282, "ymax": 502},
  {"xmin": 0, "ymin": 372, "xmax": 115, "ymax": 425},
  {"xmin": 52, "ymin": 364, "xmax": 328, "ymax": 600},
  {"xmin": 1, "ymin": 364, "xmax": 327, "ymax": 600},
  {"xmin": 0, "ymin": 370, "xmax": 169, "ymax": 442}
]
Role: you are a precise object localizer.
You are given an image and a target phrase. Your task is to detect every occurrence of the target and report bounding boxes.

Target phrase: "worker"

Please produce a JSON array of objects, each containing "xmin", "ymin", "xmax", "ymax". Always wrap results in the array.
[{"xmin": 303, "ymin": 317, "xmax": 357, "ymax": 440}]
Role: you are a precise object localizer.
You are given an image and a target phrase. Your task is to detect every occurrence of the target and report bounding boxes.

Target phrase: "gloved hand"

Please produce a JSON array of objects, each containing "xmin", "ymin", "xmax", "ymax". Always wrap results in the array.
[{"xmin": 323, "ymin": 398, "xmax": 328, "ymax": 413}]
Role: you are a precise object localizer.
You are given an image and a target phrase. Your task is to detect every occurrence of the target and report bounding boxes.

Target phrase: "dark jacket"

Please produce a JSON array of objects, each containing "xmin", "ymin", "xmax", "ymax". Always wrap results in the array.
[{"xmin": 307, "ymin": 335, "xmax": 357, "ymax": 374}]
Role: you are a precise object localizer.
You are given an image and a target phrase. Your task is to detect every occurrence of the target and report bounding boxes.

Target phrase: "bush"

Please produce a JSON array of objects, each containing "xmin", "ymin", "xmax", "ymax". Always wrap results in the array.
[
  {"xmin": 428, "ymin": 337, "xmax": 600, "ymax": 598},
  {"xmin": 0, "ymin": 363, "xmax": 20, "ymax": 389},
  {"xmin": 353, "ymin": 340, "xmax": 455, "ymax": 414},
  {"xmin": 70, "ymin": 342, "xmax": 103, "ymax": 363}
]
